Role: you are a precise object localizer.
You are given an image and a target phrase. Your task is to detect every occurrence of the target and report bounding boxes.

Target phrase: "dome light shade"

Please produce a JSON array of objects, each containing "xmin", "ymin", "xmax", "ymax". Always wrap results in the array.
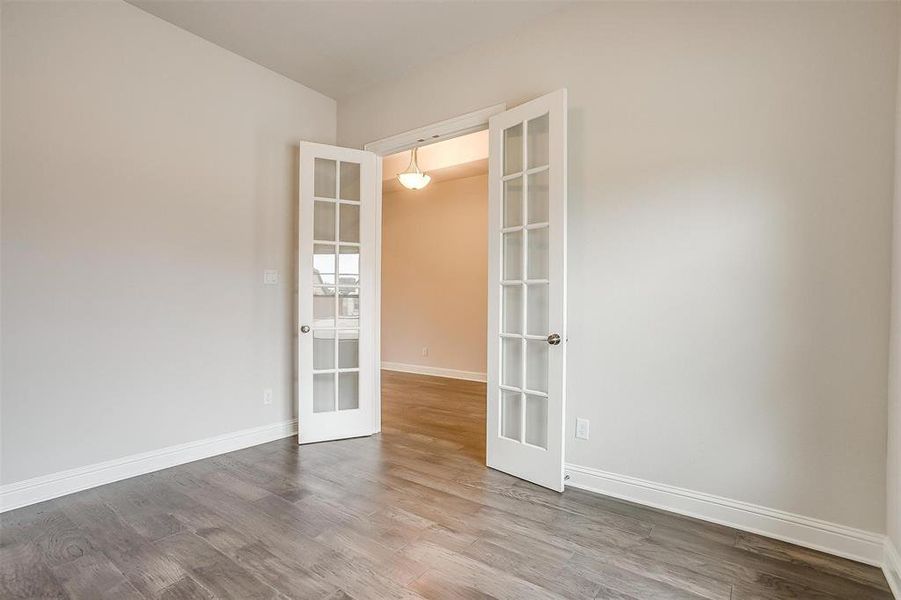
[
  {"xmin": 397, "ymin": 171, "xmax": 431, "ymax": 190},
  {"xmin": 396, "ymin": 147, "xmax": 431, "ymax": 190}
]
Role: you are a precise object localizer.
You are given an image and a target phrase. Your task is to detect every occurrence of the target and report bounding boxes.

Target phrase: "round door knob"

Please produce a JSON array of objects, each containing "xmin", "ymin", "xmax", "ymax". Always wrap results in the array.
[
  {"xmin": 300, "ymin": 325, "xmax": 311, "ymax": 334},
  {"xmin": 547, "ymin": 333, "xmax": 561, "ymax": 345}
]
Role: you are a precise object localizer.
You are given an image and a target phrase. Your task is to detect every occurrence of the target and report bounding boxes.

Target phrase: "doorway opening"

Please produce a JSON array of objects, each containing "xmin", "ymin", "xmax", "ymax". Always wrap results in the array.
[
  {"xmin": 297, "ymin": 91, "xmax": 566, "ymax": 490},
  {"xmin": 379, "ymin": 130, "xmax": 490, "ymax": 462}
]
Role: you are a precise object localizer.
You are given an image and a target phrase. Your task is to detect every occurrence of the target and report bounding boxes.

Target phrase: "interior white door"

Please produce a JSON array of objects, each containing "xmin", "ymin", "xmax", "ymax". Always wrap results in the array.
[
  {"xmin": 298, "ymin": 142, "xmax": 378, "ymax": 444},
  {"xmin": 486, "ymin": 90, "xmax": 567, "ymax": 491}
]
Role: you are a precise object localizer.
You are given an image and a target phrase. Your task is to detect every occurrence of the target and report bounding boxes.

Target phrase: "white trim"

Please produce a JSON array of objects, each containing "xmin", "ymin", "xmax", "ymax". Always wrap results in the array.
[
  {"xmin": 0, "ymin": 419, "xmax": 298, "ymax": 513},
  {"xmin": 885, "ymin": 538, "xmax": 901, "ymax": 599},
  {"xmin": 381, "ymin": 361, "xmax": 487, "ymax": 383},
  {"xmin": 565, "ymin": 463, "xmax": 886, "ymax": 567},
  {"xmin": 363, "ymin": 103, "xmax": 506, "ymax": 156},
  {"xmin": 373, "ymin": 157, "xmax": 383, "ymax": 435}
]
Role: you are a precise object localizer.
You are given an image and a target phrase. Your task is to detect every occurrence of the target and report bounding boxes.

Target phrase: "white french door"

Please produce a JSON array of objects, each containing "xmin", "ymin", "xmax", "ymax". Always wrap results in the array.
[
  {"xmin": 486, "ymin": 90, "xmax": 567, "ymax": 491},
  {"xmin": 298, "ymin": 142, "xmax": 378, "ymax": 444}
]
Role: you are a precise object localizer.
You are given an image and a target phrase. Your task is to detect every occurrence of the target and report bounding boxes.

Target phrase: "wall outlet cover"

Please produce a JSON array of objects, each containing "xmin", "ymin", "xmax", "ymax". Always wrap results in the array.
[
  {"xmin": 263, "ymin": 389, "xmax": 273, "ymax": 405},
  {"xmin": 263, "ymin": 270, "xmax": 279, "ymax": 285}
]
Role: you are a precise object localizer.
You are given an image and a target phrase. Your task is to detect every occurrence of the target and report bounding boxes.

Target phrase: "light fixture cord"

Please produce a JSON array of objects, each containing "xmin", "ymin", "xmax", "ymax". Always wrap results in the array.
[{"xmin": 406, "ymin": 147, "xmax": 421, "ymax": 174}]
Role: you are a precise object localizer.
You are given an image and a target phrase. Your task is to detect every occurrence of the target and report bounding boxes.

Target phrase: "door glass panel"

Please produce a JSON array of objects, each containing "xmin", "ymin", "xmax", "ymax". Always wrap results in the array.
[
  {"xmin": 338, "ymin": 335, "xmax": 358, "ymax": 368},
  {"xmin": 502, "ymin": 337, "xmax": 523, "ymax": 388},
  {"xmin": 314, "ymin": 201, "xmax": 336, "ymax": 241},
  {"xmin": 313, "ymin": 244, "xmax": 336, "ymax": 285},
  {"xmin": 527, "ymin": 113, "xmax": 549, "ymax": 169},
  {"xmin": 503, "ymin": 231, "xmax": 523, "ymax": 281},
  {"xmin": 524, "ymin": 394, "xmax": 548, "ymax": 449},
  {"xmin": 313, "ymin": 373, "xmax": 335, "ymax": 413},
  {"xmin": 338, "ymin": 372, "xmax": 359, "ymax": 410},
  {"xmin": 338, "ymin": 245, "xmax": 360, "ymax": 285},
  {"xmin": 504, "ymin": 177, "xmax": 523, "ymax": 228},
  {"xmin": 527, "ymin": 227, "xmax": 549, "ymax": 280},
  {"xmin": 502, "ymin": 285, "xmax": 523, "ymax": 335},
  {"xmin": 314, "ymin": 158, "xmax": 337, "ymax": 199},
  {"xmin": 525, "ymin": 340, "xmax": 548, "ymax": 393},
  {"xmin": 338, "ymin": 287, "xmax": 359, "ymax": 328},
  {"xmin": 313, "ymin": 333, "xmax": 335, "ymax": 370},
  {"xmin": 501, "ymin": 390, "xmax": 522, "ymax": 442},
  {"xmin": 504, "ymin": 123, "xmax": 523, "ymax": 176},
  {"xmin": 313, "ymin": 287, "xmax": 335, "ymax": 327},
  {"xmin": 339, "ymin": 162, "xmax": 360, "ymax": 201},
  {"xmin": 339, "ymin": 204, "xmax": 360, "ymax": 243},
  {"xmin": 527, "ymin": 169, "xmax": 549, "ymax": 224},
  {"xmin": 526, "ymin": 283, "xmax": 548, "ymax": 336}
]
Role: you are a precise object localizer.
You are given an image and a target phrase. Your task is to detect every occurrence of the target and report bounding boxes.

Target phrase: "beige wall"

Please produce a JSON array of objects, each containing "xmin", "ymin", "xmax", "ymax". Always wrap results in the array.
[
  {"xmin": 1, "ymin": 1, "xmax": 335, "ymax": 484},
  {"xmin": 382, "ymin": 174, "xmax": 487, "ymax": 376},
  {"xmin": 340, "ymin": 1, "xmax": 898, "ymax": 532}
]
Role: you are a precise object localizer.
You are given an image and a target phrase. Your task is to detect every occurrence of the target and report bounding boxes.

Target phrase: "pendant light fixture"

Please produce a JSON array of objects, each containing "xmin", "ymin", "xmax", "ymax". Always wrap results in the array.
[{"xmin": 396, "ymin": 146, "xmax": 431, "ymax": 190}]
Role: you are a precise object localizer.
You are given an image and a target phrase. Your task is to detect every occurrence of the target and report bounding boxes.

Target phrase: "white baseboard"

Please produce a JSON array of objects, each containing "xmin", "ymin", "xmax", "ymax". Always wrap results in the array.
[
  {"xmin": 382, "ymin": 361, "xmax": 487, "ymax": 383},
  {"xmin": 885, "ymin": 538, "xmax": 901, "ymax": 599},
  {"xmin": 564, "ymin": 463, "xmax": 886, "ymax": 567},
  {"xmin": 0, "ymin": 419, "xmax": 298, "ymax": 513}
]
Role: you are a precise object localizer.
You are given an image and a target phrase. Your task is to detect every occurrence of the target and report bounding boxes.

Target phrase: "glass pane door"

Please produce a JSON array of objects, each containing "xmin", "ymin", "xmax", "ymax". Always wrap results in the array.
[
  {"xmin": 499, "ymin": 113, "xmax": 551, "ymax": 449},
  {"xmin": 486, "ymin": 89, "xmax": 566, "ymax": 492},
  {"xmin": 298, "ymin": 143, "xmax": 375, "ymax": 444}
]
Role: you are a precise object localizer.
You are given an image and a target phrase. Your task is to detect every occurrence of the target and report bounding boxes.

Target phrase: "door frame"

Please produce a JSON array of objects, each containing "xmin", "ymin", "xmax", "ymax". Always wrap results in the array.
[{"xmin": 362, "ymin": 102, "xmax": 506, "ymax": 435}]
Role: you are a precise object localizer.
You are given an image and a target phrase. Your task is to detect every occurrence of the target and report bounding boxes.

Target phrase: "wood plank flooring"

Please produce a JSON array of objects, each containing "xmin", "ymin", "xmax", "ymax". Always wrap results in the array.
[{"xmin": 0, "ymin": 370, "xmax": 892, "ymax": 599}]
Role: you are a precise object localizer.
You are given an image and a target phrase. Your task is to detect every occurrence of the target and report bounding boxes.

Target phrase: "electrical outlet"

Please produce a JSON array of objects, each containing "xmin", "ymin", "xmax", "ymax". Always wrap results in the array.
[
  {"xmin": 263, "ymin": 388, "xmax": 273, "ymax": 405},
  {"xmin": 421, "ymin": 346, "xmax": 429, "ymax": 357},
  {"xmin": 576, "ymin": 418, "xmax": 590, "ymax": 440},
  {"xmin": 263, "ymin": 270, "xmax": 279, "ymax": 285}
]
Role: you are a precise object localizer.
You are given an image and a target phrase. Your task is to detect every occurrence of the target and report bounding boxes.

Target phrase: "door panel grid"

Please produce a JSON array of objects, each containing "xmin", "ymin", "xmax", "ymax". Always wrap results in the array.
[
  {"xmin": 498, "ymin": 113, "xmax": 551, "ymax": 450},
  {"xmin": 312, "ymin": 157, "xmax": 361, "ymax": 413}
]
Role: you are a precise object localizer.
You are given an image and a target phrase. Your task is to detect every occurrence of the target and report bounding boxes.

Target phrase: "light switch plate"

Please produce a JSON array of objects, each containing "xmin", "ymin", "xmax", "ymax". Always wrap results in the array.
[
  {"xmin": 263, "ymin": 270, "xmax": 279, "ymax": 285},
  {"xmin": 576, "ymin": 418, "xmax": 590, "ymax": 440}
]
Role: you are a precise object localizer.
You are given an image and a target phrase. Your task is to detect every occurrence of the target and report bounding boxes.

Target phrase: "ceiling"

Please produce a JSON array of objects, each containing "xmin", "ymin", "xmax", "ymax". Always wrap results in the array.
[{"xmin": 128, "ymin": 1, "xmax": 568, "ymax": 100}]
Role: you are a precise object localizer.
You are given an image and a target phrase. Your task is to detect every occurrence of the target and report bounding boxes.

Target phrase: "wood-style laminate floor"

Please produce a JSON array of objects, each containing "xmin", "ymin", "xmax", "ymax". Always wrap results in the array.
[{"xmin": 0, "ymin": 370, "xmax": 893, "ymax": 599}]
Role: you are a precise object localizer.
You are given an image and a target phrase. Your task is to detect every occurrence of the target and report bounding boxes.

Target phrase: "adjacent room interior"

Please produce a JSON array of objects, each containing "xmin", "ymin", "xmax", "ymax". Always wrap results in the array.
[
  {"xmin": 2, "ymin": 1, "xmax": 901, "ymax": 599},
  {"xmin": 380, "ymin": 131, "xmax": 489, "ymax": 461}
]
